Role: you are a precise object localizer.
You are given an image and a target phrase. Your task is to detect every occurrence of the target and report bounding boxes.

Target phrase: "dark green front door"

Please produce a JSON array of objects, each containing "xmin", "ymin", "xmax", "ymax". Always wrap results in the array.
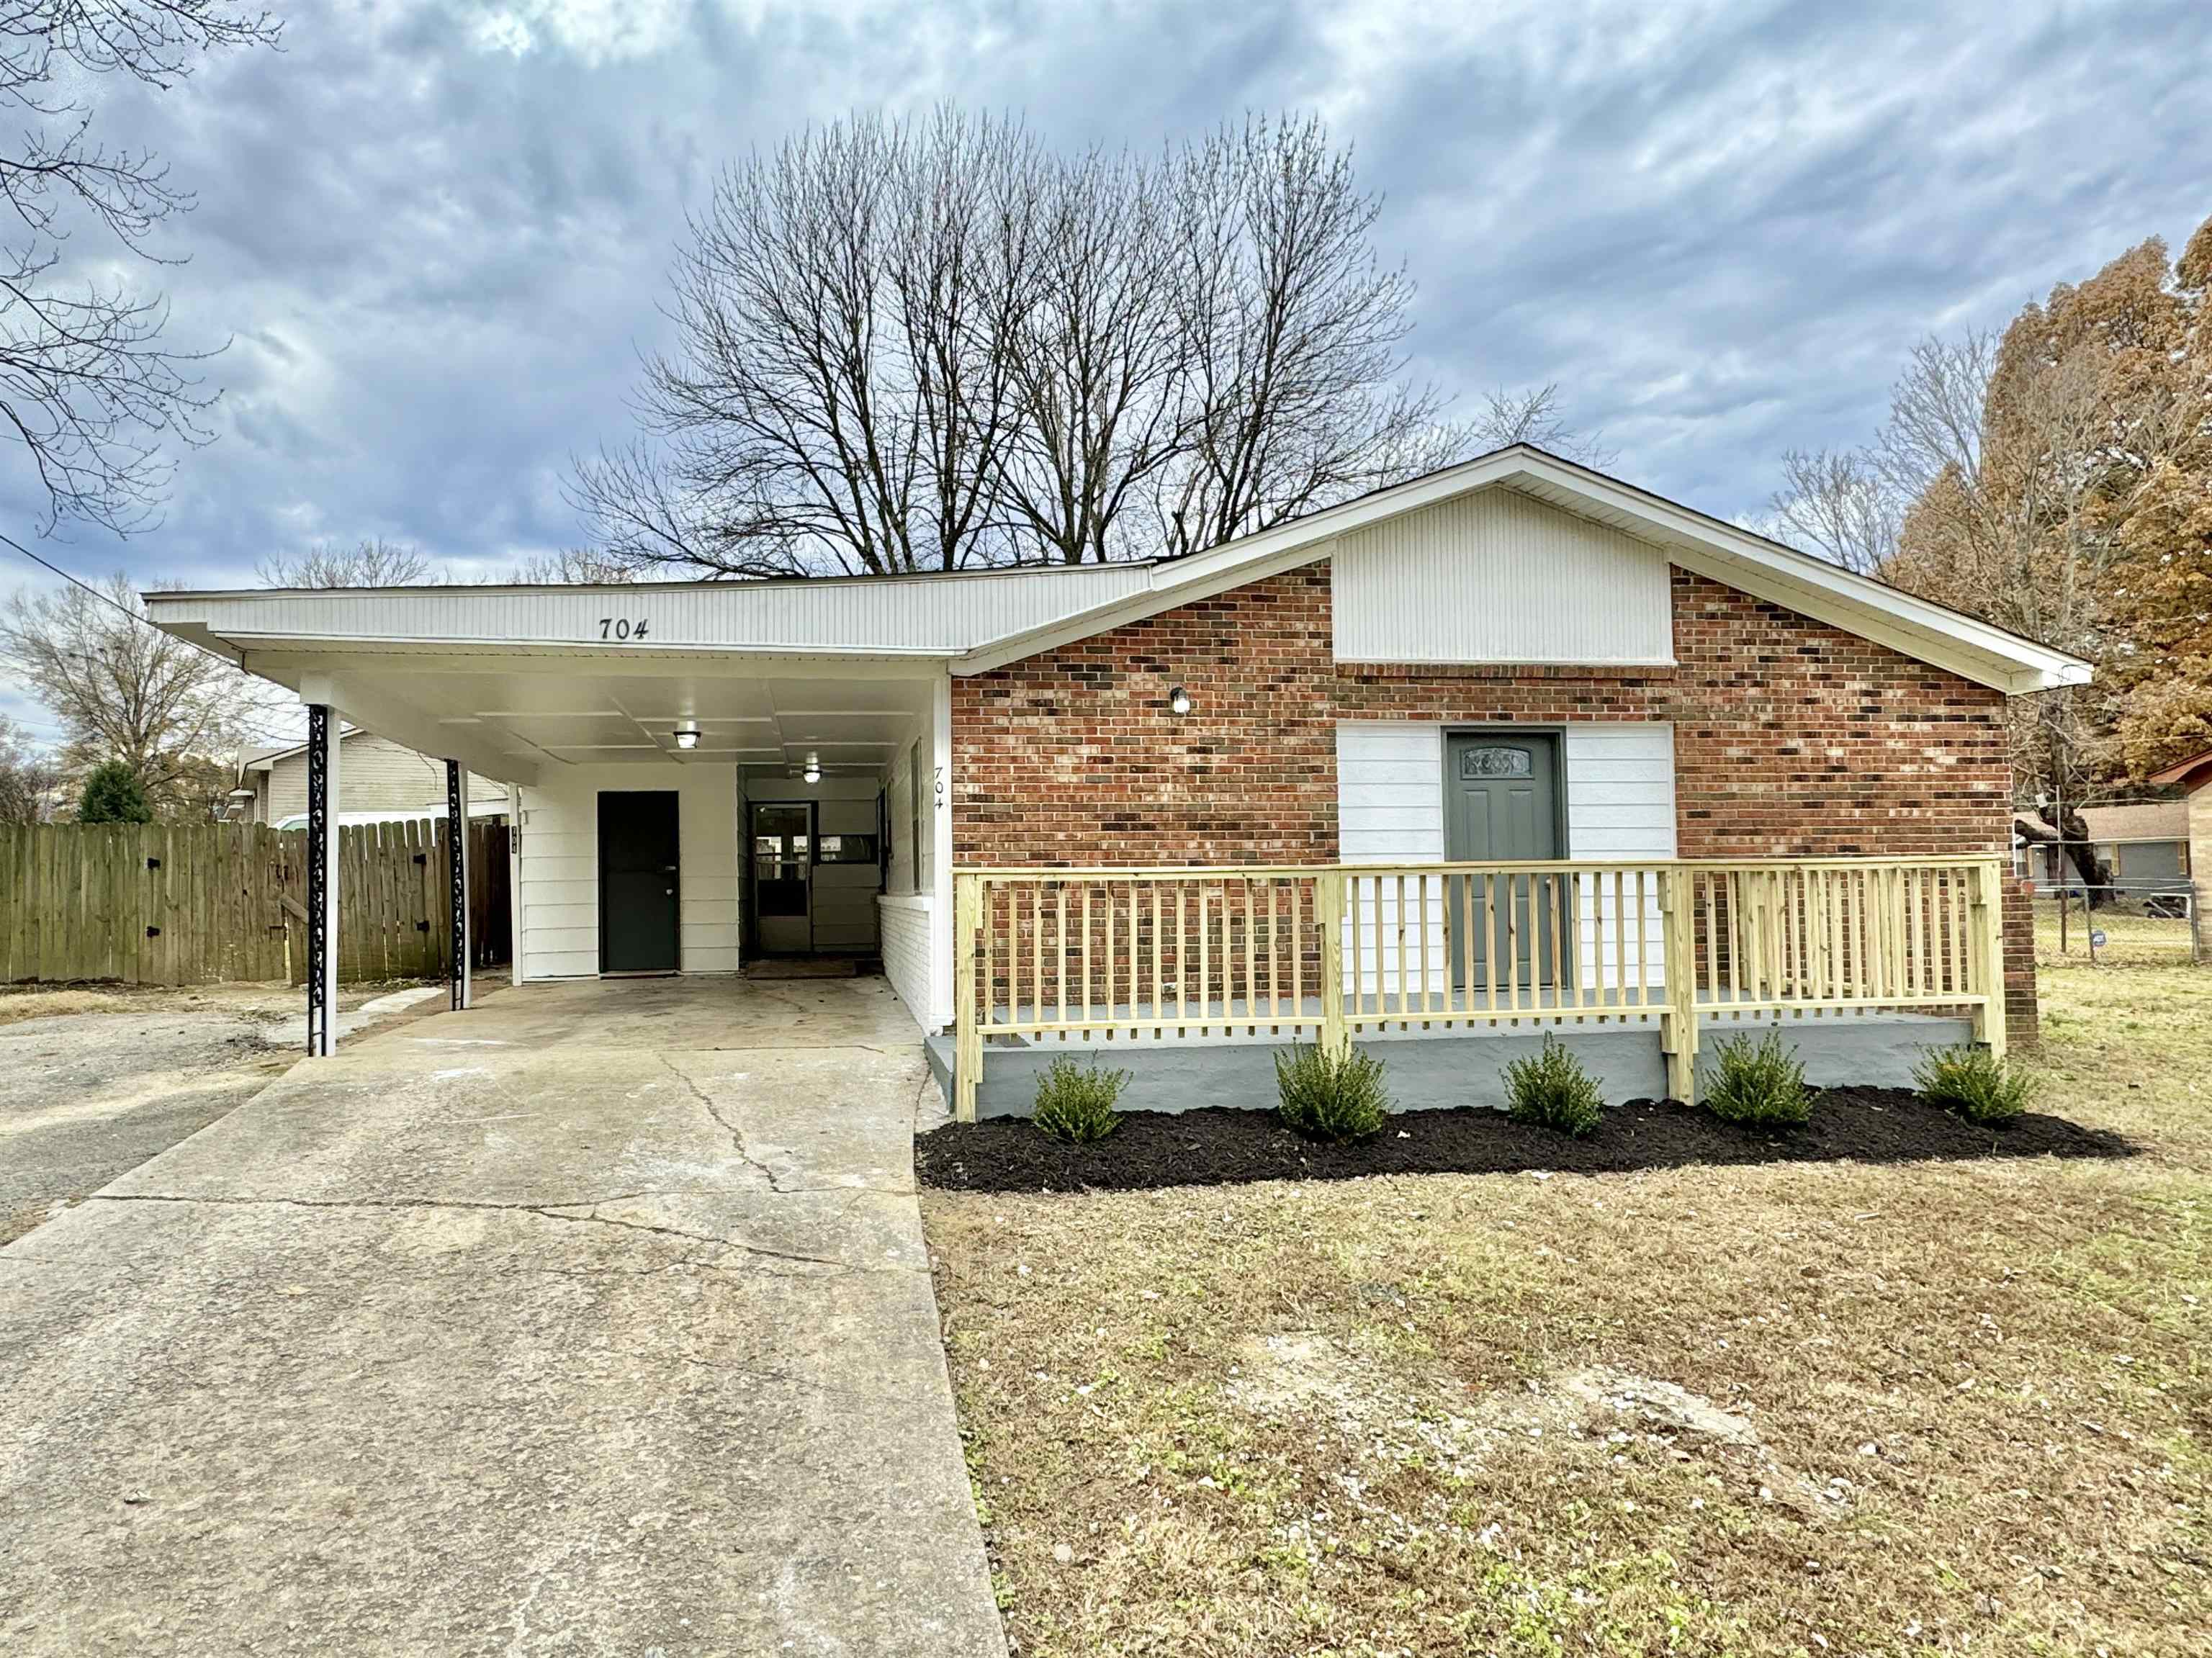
[
  {"xmin": 1445, "ymin": 732, "xmax": 1563, "ymax": 991},
  {"xmin": 598, "ymin": 791, "xmax": 680, "ymax": 973}
]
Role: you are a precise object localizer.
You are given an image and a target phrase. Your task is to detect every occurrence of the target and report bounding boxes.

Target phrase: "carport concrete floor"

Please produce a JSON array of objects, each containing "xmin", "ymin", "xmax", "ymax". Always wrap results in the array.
[{"xmin": 0, "ymin": 974, "xmax": 1006, "ymax": 1658}]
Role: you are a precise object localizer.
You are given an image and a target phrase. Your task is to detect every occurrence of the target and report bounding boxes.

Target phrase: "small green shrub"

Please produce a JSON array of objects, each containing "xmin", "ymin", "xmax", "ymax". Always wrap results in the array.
[
  {"xmin": 1030, "ymin": 1055, "xmax": 1128, "ymax": 1143},
  {"xmin": 1704, "ymin": 1031, "xmax": 1811, "ymax": 1128},
  {"xmin": 1274, "ymin": 1042, "xmax": 1390, "ymax": 1141},
  {"xmin": 1501, "ymin": 1035, "xmax": 1605, "ymax": 1137},
  {"xmin": 1912, "ymin": 1044, "xmax": 2032, "ymax": 1125}
]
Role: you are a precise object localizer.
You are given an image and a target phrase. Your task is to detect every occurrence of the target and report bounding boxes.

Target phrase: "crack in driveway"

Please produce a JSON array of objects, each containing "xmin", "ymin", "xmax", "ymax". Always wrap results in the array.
[{"xmin": 82, "ymin": 1190, "xmax": 917, "ymax": 1275}]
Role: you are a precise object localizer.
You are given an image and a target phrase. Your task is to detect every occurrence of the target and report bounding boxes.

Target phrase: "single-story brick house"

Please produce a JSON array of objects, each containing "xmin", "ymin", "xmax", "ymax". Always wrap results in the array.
[{"xmin": 145, "ymin": 446, "xmax": 2088, "ymax": 1109}]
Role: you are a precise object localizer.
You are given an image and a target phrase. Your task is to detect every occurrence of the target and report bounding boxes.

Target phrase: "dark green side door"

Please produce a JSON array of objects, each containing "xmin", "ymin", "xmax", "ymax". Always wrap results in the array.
[
  {"xmin": 598, "ymin": 790, "xmax": 680, "ymax": 973},
  {"xmin": 1445, "ymin": 733, "xmax": 1564, "ymax": 991}
]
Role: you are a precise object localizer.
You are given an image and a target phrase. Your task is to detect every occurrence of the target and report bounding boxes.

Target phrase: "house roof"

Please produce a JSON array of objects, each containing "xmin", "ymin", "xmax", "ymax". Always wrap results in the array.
[
  {"xmin": 943, "ymin": 446, "xmax": 2095, "ymax": 691},
  {"xmin": 2077, "ymin": 800, "xmax": 2190, "ymax": 842},
  {"xmin": 240, "ymin": 725, "xmax": 366, "ymax": 771},
  {"xmin": 2149, "ymin": 747, "xmax": 2212, "ymax": 794},
  {"xmin": 144, "ymin": 446, "xmax": 2092, "ymax": 696}
]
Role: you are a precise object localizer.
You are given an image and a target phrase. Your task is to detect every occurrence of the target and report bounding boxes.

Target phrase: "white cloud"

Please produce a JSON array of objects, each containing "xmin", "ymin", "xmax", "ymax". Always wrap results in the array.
[
  {"xmin": 0, "ymin": 0, "xmax": 2200, "ymax": 613},
  {"xmin": 464, "ymin": 0, "xmax": 698, "ymax": 64}
]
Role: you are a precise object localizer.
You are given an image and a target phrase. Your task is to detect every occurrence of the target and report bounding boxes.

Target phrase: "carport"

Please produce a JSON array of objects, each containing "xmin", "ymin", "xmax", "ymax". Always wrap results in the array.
[{"xmin": 145, "ymin": 569, "xmax": 1143, "ymax": 1051}]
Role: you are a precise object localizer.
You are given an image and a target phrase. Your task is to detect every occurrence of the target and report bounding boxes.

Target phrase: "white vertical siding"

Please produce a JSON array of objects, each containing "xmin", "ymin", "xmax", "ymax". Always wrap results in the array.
[
  {"xmin": 1334, "ymin": 721, "xmax": 1675, "ymax": 999},
  {"xmin": 1332, "ymin": 488, "xmax": 1673, "ymax": 665},
  {"xmin": 513, "ymin": 761, "xmax": 741, "ymax": 979}
]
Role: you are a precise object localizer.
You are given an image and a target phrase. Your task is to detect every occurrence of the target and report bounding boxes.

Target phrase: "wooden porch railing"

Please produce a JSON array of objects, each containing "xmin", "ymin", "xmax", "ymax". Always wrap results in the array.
[{"xmin": 949, "ymin": 857, "xmax": 2009, "ymax": 1120}]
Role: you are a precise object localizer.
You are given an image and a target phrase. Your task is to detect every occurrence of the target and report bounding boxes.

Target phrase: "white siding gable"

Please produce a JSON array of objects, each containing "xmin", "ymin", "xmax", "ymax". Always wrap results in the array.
[{"xmin": 1331, "ymin": 488, "xmax": 1673, "ymax": 666}]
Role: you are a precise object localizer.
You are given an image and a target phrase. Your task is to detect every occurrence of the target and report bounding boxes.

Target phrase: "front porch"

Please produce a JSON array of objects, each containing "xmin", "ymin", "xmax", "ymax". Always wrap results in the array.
[{"xmin": 943, "ymin": 856, "xmax": 2012, "ymax": 1118}]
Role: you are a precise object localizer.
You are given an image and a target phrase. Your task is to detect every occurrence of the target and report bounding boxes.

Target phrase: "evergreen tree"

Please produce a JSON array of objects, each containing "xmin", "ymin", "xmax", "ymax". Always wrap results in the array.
[{"xmin": 77, "ymin": 760, "xmax": 153, "ymax": 824}]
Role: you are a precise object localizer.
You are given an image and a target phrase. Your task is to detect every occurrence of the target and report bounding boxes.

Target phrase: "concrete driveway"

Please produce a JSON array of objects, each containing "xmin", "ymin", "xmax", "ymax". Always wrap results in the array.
[{"xmin": 0, "ymin": 976, "xmax": 1004, "ymax": 1657}]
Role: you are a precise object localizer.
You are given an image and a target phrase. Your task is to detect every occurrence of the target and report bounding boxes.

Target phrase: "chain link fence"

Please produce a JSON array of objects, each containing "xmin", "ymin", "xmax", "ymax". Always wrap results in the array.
[{"xmin": 2031, "ymin": 878, "xmax": 2201, "ymax": 967}]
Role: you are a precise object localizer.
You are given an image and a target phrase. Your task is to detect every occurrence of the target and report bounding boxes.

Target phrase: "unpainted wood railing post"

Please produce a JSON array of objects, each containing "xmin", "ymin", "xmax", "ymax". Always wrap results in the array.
[
  {"xmin": 953, "ymin": 873, "xmax": 983, "ymax": 1122},
  {"xmin": 1969, "ymin": 857, "xmax": 2008, "ymax": 1063},
  {"xmin": 1660, "ymin": 867, "xmax": 1699, "ymax": 1104},
  {"xmin": 1317, "ymin": 866, "xmax": 1347, "ymax": 1055}
]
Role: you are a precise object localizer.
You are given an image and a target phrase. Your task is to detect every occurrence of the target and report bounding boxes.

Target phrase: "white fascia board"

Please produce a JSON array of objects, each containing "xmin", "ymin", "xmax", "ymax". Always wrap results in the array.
[{"xmin": 1506, "ymin": 453, "xmax": 2093, "ymax": 693}]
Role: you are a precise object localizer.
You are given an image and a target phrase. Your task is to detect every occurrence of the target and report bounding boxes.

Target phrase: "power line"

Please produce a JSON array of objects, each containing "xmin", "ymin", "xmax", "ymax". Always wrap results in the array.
[{"xmin": 0, "ymin": 530, "xmax": 251, "ymax": 674}]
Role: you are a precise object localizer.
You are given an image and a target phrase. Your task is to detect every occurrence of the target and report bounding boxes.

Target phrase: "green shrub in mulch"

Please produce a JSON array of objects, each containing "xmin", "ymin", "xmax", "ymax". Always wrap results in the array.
[
  {"xmin": 1501, "ymin": 1034, "xmax": 1606, "ymax": 1138},
  {"xmin": 1274, "ymin": 1042, "xmax": 1390, "ymax": 1141},
  {"xmin": 1030, "ymin": 1055, "xmax": 1129, "ymax": 1143},
  {"xmin": 1912, "ymin": 1043, "xmax": 2033, "ymax": 1125},
  {"xmin": 1703, "ymin": 1031, "xmax": 1812, "ymax": 1129}
]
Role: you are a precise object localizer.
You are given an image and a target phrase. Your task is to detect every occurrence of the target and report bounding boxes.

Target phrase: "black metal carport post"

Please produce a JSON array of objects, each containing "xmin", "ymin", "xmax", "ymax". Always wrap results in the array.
[
  {"xmin": 446, "ymin": 760, "xmax": 472, "ymax": 1009},
  {"xmin": 305, "ymin": 703, "xmax": 341, "ymax": 1056}
]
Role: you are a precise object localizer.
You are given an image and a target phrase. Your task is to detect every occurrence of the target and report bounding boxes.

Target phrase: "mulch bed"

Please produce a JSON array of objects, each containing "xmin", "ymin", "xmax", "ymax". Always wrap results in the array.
[{"xmin": 914, "ymin": 1087, "xmax": 2138, "ymax": 1194}]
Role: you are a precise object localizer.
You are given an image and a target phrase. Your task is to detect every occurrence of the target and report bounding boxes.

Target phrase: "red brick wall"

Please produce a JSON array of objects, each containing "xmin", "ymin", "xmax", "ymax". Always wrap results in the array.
[
  {"xmin": 950, "ymin": 561, "xmax": 2036, "ymax": 1039},
  {"xmin": 950, "ymin": 564, "xmax": 1339, "ymax": 866}
]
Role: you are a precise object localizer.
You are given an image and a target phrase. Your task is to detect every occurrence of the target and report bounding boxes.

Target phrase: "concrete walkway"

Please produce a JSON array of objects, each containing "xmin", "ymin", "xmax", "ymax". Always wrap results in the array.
[{"xmin": 0, "ymin": 976, "xmax": 1004, "ymax": 1657}]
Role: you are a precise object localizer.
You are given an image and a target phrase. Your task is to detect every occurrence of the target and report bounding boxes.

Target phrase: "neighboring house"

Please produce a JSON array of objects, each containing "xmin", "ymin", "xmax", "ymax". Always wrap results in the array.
[
  {"xmin": 2149, "ymin": 748, "xmax": 2212, "ymax": 961},
  {"xmin": 231, "ymin": 728, "xmax": 508, "ymax": 829},
  {"xmin": 2013, "ymin": 800, "xmax": 2193, "ymax": 888},
  {"xmin": 147, "ymin": 445, "xmax": 2090, "ymax": 1108}
]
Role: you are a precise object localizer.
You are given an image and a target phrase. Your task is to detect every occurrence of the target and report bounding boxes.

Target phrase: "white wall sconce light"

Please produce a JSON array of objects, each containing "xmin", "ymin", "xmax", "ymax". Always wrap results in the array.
[
  {"xmin": 674, "ymin": 724, "xmax": 701, "ymax": 750},
  {"xmin": 1167, "ymin": 685, "xmax": 1192, "ymax": 716}
]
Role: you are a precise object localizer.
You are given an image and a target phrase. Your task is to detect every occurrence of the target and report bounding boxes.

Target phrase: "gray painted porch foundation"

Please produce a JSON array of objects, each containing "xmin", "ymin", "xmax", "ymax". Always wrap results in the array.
[{"xmin": 925, "ymin": 1004, "xmax": 1974, "ymax": 1121}]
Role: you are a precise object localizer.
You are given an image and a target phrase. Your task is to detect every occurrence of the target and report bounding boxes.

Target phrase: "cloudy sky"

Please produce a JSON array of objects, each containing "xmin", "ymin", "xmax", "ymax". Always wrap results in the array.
[{"xmin": 2, "ymin": 0, "xmax": 2206, "ymax": 742}]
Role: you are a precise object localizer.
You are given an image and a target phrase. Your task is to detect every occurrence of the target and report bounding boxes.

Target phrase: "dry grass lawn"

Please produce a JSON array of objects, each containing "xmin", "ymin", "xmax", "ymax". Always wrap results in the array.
[{"xmin": 922, "ymin": 945, "xmax": 2210, "ymax": 1656}]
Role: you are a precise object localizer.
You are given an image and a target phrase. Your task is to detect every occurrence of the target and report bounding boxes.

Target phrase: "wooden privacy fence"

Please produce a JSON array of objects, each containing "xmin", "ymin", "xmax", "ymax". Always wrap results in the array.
[
  {"xmin": 950, "ymin": 856, "xmax": 2009, "ymax": 1119},
  {"xmin": 0, "ymin": 819, "xmax": 509, "ymax": 988}
]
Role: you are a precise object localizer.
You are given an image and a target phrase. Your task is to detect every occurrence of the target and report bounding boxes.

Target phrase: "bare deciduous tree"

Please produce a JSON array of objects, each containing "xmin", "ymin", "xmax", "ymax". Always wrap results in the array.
[
  {"xmin": 996, "ymin": 142, "xmax": 1188, "ymax": 564},
  {"xmin": 0, "ymin": 713, "xmax": 61, "ymax": 821},
  {"xmin": 1154, "ymin": 116, "xmax": 1457, "ymax": 556},
  {"xmin": 0, "ymin": 573, "xmax": 283, "ymax": 812},
  {"xmin": 257, "ymin": 536, "xmax": 436, "ymax": 588},
  {"xmin": 575, "ymin": 109, "xmax": 1487, "ymax": 575},
  {"xmin": 509, "ymin": 546, "xmax": 639, "ymax": 584},
  {"xmin": 576, "ymin": 112, "xmax": 1040, "ymax": 577},
  {"xmin": 1469, "ymin": 382, "xmax": 1611, "ymax": 466},
  {"xmin": 0, "ymin": 3, "xmax": 282, "ymax": 533},
  {"xmin": 1760, "ymin": 446, "xmax": 1897, "ymax": 575}
]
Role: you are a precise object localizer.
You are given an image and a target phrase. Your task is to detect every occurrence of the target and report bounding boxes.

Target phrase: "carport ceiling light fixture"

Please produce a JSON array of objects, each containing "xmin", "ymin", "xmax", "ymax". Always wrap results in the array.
[
  {"xmin": 1168, "ymin": 685, "xmax": 1192, "ymax": 716},
  {"xmin": 802, "ymin": 755, "xmax": 822, "ymax": 784},
  {"xmin": 673, "ymin": 724, "xmax": 701, "ymax": 750}
]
